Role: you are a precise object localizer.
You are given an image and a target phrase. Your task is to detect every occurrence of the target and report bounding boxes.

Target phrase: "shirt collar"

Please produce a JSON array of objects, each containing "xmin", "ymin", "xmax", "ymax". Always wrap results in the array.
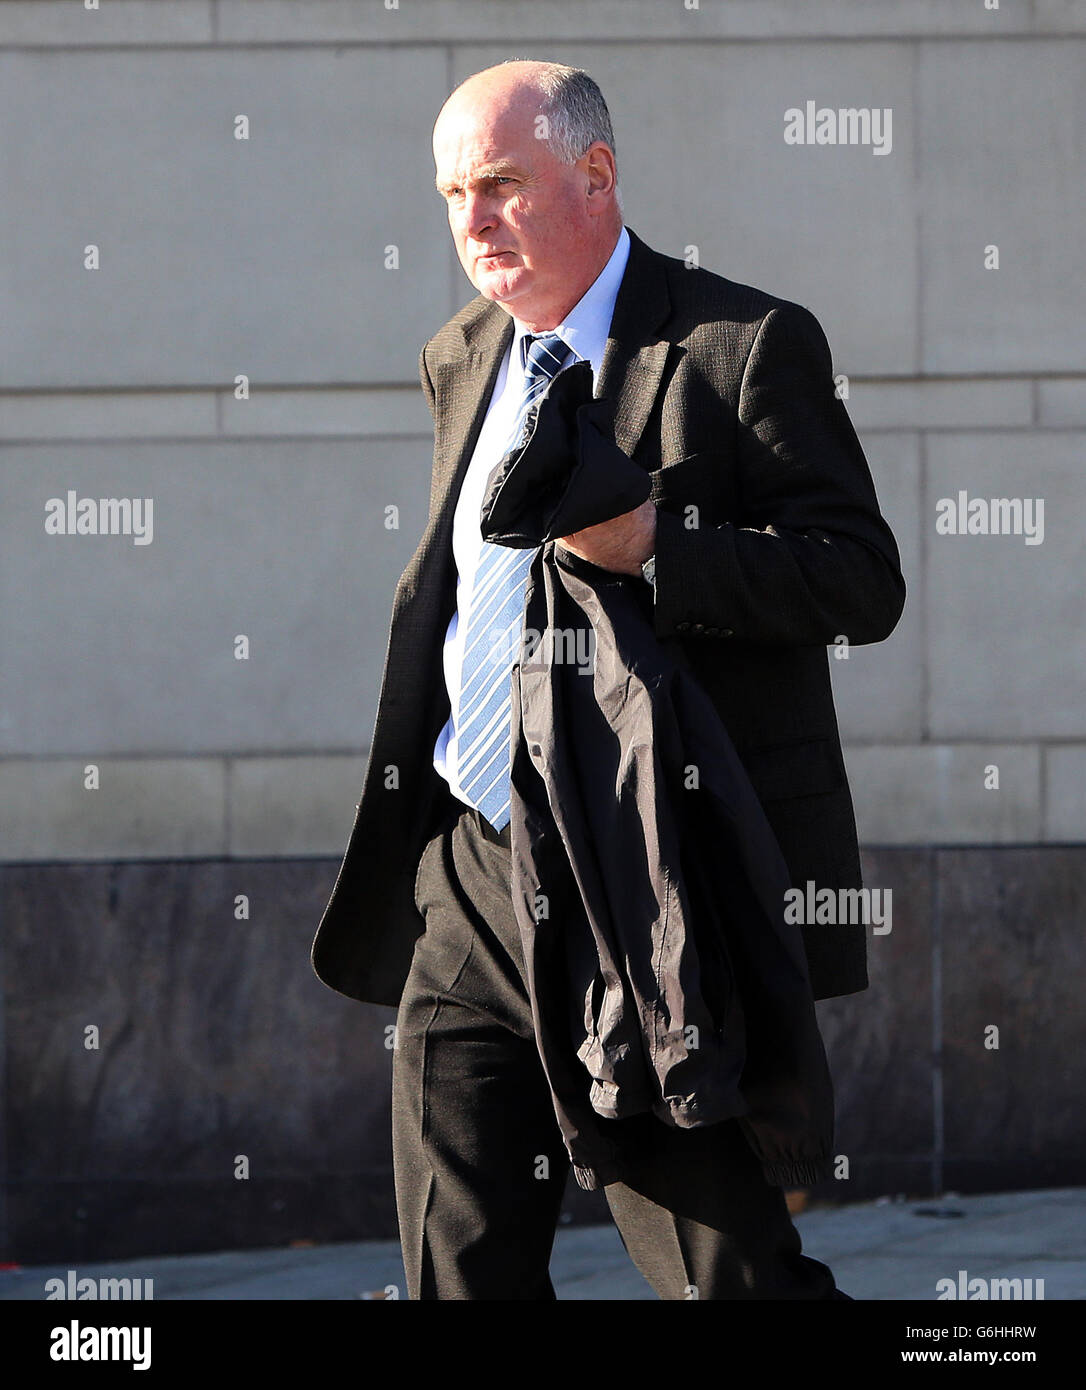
[{"xmin": 511, "ymin": 224, "xmax": 631, "ymax": 381}]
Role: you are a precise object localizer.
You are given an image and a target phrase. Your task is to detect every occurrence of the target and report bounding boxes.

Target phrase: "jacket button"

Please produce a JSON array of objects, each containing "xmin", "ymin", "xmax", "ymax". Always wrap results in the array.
[
  {"xmin": 721, "ymin": 628, "xmax": 734, "ymax": 637},
  {"xmin": 676, "ymin": 620, "xmax": 691, "ymax": 632},
  {"xmin": 692, "ymin": 622, "xmax": 705, "ymax": 633},
  {"xmin": 705, "ymin": 625, "xmax": 719, "ymax": 636}
]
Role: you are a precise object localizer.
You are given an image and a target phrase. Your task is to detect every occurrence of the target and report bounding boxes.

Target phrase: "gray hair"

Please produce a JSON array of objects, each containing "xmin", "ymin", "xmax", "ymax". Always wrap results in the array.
[{"xmin": 497, "ymin": 59, "xmax": 621, "ymax": 203}]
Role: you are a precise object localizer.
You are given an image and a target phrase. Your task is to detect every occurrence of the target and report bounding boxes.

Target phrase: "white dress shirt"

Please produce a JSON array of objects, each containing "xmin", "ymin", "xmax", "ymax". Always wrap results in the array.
[{"xmin": 433, "ymin": 224, "xmax": 632, "ymax": 805}]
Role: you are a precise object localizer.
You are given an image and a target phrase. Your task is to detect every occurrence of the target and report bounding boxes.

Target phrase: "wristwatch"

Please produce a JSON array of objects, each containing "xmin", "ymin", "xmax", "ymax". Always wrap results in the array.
[{"xmin": 640, "ymin": 553, "xmax": 656, "ymax": 590}]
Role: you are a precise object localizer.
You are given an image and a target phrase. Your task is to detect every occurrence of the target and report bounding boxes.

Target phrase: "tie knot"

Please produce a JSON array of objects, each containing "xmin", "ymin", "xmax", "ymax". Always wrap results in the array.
[{"xmin": 523, "ymin": 332, "xmax": 570, "ymax": 382}]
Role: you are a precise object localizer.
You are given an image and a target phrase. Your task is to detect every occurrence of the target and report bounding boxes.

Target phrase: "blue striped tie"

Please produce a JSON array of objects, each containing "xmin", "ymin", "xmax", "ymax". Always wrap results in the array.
[{"xmin": 455, "ymin": 331, "xmax": 574, "ymax": 831}]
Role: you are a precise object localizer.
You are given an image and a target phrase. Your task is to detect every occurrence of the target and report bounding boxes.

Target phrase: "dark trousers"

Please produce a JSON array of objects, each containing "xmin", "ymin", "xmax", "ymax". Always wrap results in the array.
[{"xmin": 392, "ymin": 791, "xmax": 848, "ymax": 1301}]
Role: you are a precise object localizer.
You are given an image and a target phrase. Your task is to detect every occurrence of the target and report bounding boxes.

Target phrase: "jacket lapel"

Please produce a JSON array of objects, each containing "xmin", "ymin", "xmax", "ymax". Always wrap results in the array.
[
  {"xmin": 428, "ymin": 309, "xmax": 513, "ymax": 543},
  {"xmin": 595, "ymin": 226, "xmax": 673, "ymax": 460}
]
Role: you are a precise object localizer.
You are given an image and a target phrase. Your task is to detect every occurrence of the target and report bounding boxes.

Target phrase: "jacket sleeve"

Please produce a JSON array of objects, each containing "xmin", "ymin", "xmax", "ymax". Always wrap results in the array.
[{"xmin": 651, "ymin": 302, "xmax": 906, "ymax": 647}]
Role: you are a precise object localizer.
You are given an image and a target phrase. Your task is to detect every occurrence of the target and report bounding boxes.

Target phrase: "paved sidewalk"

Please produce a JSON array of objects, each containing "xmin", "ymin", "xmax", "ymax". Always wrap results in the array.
[{"xmin": 2, "ymin": 1188, "xmax": 1082, "ymax": 1300}]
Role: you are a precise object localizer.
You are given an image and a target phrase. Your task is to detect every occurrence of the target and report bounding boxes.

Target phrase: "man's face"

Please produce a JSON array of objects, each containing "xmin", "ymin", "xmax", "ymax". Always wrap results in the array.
[{"xmin": 433, "ymin": 84, "xmax": 602, "ymax": 327}]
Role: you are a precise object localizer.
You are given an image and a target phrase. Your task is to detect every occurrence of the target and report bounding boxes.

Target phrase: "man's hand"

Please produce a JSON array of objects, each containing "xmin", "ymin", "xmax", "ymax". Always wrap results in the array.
[{"xmin": 558, "ymin": 498, "xmax": 657, "ymax": 577}]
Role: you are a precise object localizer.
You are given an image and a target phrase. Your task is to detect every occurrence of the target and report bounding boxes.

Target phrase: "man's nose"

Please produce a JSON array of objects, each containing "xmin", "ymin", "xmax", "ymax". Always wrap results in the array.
[{"xmin": 461, "ymin": 192, "xmax": 499, "ymax": 240}]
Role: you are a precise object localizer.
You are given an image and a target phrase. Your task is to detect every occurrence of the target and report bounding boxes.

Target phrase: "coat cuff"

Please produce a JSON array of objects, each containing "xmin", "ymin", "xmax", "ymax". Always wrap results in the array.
[{"xmin": 650, "ymin": 506, "xmax": 737, "ymax": 642}]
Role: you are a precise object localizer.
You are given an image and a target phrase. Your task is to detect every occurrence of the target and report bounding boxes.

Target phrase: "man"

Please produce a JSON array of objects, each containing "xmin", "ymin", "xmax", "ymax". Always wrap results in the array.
[{"xmin": 312, "ymin": 59, "xmax": 905, "ymax": 1300}]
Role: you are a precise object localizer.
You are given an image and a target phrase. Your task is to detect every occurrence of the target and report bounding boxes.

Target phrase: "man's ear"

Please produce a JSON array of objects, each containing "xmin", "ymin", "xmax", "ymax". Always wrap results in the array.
[{"xmin": 583, "ymin": 142, "xmax": 617, "ymax": 203}]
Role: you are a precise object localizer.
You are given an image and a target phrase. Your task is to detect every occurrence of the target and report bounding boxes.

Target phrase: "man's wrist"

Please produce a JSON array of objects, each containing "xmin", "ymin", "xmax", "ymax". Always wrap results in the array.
[{"xmin": 640, "ymin": 553, "xmax": 656, "ymax": 590}]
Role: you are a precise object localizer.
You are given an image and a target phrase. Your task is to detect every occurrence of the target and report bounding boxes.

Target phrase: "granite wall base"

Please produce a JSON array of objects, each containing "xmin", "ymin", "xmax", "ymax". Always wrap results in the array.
[{"xmin": 2, "ymin": 847, "xmax": 1083, "ymax": 1264}]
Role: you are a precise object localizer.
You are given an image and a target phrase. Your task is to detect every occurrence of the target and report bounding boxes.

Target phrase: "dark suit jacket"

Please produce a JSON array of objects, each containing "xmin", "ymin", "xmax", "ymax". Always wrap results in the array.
[{"xmin": 310, "ymin": 224, "xmax": 906, "ymax": 1007}]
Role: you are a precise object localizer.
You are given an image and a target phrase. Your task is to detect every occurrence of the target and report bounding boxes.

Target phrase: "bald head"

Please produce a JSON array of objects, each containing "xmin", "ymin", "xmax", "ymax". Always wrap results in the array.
[
  {"xmin": 437, "ymin": 59, "xmax": 551, "ymax": 130},
  {"xmin": 433, "ymin": 60, "xmax": 622, "ymax": 332}
]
